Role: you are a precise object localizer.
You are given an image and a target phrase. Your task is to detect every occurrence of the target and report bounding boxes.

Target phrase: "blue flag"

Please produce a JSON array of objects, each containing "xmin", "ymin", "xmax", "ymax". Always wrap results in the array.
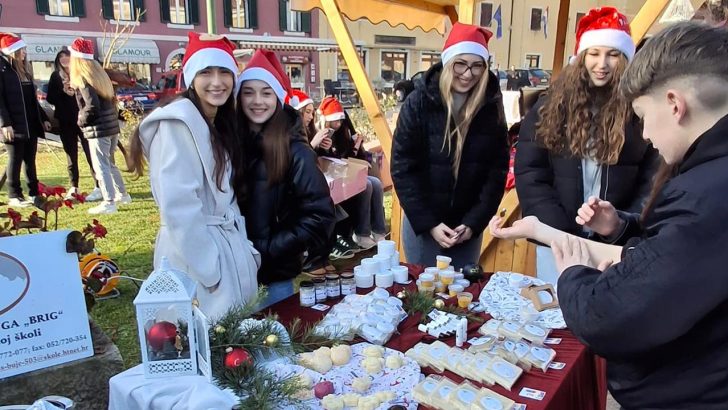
[{"xmin": 494, "ymin": 5, "xmax": 503, "ymax": 39}]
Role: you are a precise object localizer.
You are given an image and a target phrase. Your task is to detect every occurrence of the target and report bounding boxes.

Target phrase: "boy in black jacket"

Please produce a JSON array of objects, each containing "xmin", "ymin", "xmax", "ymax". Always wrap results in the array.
[{"xmin": 552, "ymin": 22, "xmax": 728, "ymax": 409}]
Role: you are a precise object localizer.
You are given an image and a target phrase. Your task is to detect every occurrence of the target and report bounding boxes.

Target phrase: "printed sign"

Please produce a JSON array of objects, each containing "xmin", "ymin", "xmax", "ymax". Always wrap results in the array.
[{"xmin": 0, "ymin": 231, "xmax": 93, "ymax": 378}]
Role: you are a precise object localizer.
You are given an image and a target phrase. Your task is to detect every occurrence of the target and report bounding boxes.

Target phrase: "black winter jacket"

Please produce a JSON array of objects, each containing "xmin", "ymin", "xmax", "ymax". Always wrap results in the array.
[
  {"xmin": 47, "ymin": 69, "xmax": 80, "ymax": 128},
  {"xmin": 242, "ymin": 105, "xmax": 336, "ymax": 284},
  {"xmin": 0, "ymin": 56, "xmax": 47, "ymax": 139},
  {"xmin": 75, "ymin": 84, "xmax": 120, "ymax": 139},
  {"xmin": 391, "ymin": 63, "xmax": 509, "ymax": 236},
  {"xmin": 515, "ymin": 96, "xmax": 659, "ymax": 237},
  {"xmin": 558, "ymin": 114, "xmax": 728, "ymax": 409}
]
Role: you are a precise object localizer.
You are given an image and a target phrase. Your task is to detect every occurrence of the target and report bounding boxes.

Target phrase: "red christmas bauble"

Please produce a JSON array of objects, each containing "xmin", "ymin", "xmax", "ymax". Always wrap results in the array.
[
  {"xmin": 224, "ymin": 347, "xmax": 253, "ymax": 369},
  {"xmin": 147, "ymin": 321, "xmax": 177, "ymax": 352}
]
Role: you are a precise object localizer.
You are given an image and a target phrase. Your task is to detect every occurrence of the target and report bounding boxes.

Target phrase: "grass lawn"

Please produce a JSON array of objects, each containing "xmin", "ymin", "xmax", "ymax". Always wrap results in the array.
[{"xmin": 0, "ymin": 141, "xmax": 393, "ymax": 369}]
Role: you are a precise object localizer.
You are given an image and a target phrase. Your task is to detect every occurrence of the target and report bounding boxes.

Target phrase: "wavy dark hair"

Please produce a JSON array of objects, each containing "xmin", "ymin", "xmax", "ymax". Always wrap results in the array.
[
  {"xmin": 127, "ymin": 86, "xmax": 242, "ymax": 193},
  {"xmin": 53, "ymin": 48, "xmax": 70, "ymax": 72},
  {"xmin": 536, "ymin": 51, "xmax": 631, "ymax": 165}
]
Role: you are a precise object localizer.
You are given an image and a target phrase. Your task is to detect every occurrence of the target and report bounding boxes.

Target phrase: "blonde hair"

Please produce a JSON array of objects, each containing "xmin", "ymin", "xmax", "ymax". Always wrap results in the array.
[
  {"xmin": 438, "ymin": 60, "xmax": 489, "ymax": 178},
  {"xmin": 8, "ymin": 50, "xmax": 32, "ymax": 82},
  {"xmin": 69, "ymin": 57, "xmax": 115, "ymax": 100}
]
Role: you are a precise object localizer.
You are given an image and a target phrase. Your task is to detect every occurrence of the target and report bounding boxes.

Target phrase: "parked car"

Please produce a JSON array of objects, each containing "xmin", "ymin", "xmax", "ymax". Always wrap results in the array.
[
  {"xmin": 116, "ymin": 84, "xmax": 160, "ymax": 114},
  {"xmin": 528, "ymin": 69, "xmax": 551, "ymax": 86},
  {"xmin": 35, "ymin": 81, "xmax": 60, "ymax": 135},
  {"xmin": 155, "ymin": 70, "xmax": 185, "ymax": 100}
]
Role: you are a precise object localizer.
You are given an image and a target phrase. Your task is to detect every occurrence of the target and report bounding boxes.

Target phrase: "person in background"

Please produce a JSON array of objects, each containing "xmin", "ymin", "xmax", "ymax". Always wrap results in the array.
[
  {"xmin": 69, "ymin": 38, "xmax": 130, "ymax": 215},
  {"xmin": 514, "ymin": 7, "xmax": 658, "ymax": 285},
  {"xmin": 0, "ymin": 33, "xmax": 50, "ymax": 208},
  {"xmin": 238, "ymin": 50, "xmax": 335, "ymax": 308},
  {"xmin": 129, "ymin": 32, "xmax": 259, "ymax": 318},
  {"xmin": 47, "ymin": 48, "xmax": 100, "ymax": 201},
  {"xmin": 317, "ymin": 96, "xmax": 388, "ymax": 251}
]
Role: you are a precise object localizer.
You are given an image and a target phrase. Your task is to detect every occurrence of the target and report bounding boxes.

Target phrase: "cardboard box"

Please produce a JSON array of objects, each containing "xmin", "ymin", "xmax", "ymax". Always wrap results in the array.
[{"xmin": 319, "ymin": 157, "xmax": 369, "ymax": 204}]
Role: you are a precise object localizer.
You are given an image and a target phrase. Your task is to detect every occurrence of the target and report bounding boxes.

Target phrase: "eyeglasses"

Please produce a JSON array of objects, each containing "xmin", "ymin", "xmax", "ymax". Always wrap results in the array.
[{"xmin": 453, "ymin": 61, "xmax": 486, "ymax": 76}]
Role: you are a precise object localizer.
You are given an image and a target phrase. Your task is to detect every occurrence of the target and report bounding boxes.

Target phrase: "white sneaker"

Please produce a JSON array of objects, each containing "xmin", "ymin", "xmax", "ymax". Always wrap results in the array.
[
  {"xmin": 352, "ymin": 234, "xmax": 377, "ymax": 250},
  {"xmin": 64, "ymin": 187, "xmax": 79, "ymax": 200},
  {"xmin": 85, "ymin": 187, "xmax": 103, "ymax": 202},
  {"xmin": 7, "ymin": 197, "xmax": 30, "ymax": 208},
  {"xmin": 372, "ymin": 232, "xmax": 388, "ymax": 242},
  {"xmin": 115, "ymin": 193, "xmax": 132, "ymax": 205},
  {"xmin": 88, "ymin": 202, "xmax": 117, "ymax": 215}
]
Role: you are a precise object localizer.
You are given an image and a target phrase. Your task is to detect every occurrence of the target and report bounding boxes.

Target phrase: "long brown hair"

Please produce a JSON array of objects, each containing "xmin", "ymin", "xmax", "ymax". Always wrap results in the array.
[
  {"xmin": 238, "ymin": 101, "xmax": 294, "ymax": 186},
  {"xmin": 300, "ymin": 106, "xmax": 317, "ymax": 142},
  {"xmin": 536, "ymin": 51, "xmax": 631, "ymax": 165},
  {"xmin": 8, "ymin": 50, "xmax": 32, "ymax": 82},
  {"xmin": 127, "ymin": 88, "xmax": 242, "ymax": 192},
  {"xmin": 69, "ymin": 57, "xmax": 115, "ymax": 100},
  {"xmin": 438, "ymin": 60, "xmax": 490, "ymax": 177}
]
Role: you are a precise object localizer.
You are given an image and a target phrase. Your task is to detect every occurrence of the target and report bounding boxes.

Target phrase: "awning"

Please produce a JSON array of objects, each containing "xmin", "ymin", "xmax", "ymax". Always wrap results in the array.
[
  {"xmin": 291, "ymin": 0, "xmax": 453, "ymax": 34},
  {"xmin": 21, "ymin": 34, "xmax": 76, "ymax": 62},
  {"xmin": 96, "ymin": 38, "xmax": 160, "ymax": 64}
]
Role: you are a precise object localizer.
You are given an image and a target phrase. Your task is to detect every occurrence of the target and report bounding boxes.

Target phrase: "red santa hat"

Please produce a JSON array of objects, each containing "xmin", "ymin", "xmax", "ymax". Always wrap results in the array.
[
  {"xmin": 238, "ymin": 49, "xmax": 291, "ymax": 103},
  {"xmin": 182, "ymin": 32, "xmax": 239, "ymax": 91},
  {"xmin": 574, "ymin": 7, "xmax": 635, "ymax": 62},
  {"xmin": 286, "ymin": 89, "xmax": 313, "ymax": 110},
  {"xmin": 0, "ymin": 33, "xmax": 27, "ymax": 55},
  {"xmin": 69, "ymin": 37, "xmax": 95, "ymax": 60},
  {"xmin": 441, "ymin": 22, "xmax": 493, "ymax": 65},
  {"xmin": 318, "ymin": 97, "xmax": 345, "ymax": 122}
]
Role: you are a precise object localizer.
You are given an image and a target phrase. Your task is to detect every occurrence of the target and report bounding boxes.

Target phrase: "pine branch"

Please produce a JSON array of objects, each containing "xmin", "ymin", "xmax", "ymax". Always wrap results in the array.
[{"xmin": 287, "ymin": 318, "xmax": 342, "ymax": 353}]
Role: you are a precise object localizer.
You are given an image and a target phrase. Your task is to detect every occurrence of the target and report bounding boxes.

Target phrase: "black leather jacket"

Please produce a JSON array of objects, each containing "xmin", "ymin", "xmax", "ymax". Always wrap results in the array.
[{"xmin": 75, "ymin": 84, "xmax": 120, "ymax": 139}]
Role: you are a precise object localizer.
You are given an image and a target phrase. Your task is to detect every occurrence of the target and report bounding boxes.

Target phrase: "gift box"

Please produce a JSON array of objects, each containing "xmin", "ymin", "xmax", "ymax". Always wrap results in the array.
[{"xmin": 319, "ymin": 157, "xmax": 369, "ymax": 204}]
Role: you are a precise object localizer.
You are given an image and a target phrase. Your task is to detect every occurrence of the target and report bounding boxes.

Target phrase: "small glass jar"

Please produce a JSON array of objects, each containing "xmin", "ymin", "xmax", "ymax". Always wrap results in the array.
[
  {"xmin": 326, "ymin": 273, "xmax": 341, "ymax": 299},
  {"xmin": 299, "ymin": 280, "xmax": 315, "ymax": 307},
  {"xmin": 312, "ymin": 277, "xmax": 327, "ymax": 303},
  {"xmin": 340, "ymin": 272, "xmax": 355, "ymax": 295}
]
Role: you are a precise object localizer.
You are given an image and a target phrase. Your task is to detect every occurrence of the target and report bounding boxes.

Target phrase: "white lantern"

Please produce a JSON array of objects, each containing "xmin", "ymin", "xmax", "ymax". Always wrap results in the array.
[{"xmin": 133, "ymin": 257, "xmax": 199, "ymax": 378}]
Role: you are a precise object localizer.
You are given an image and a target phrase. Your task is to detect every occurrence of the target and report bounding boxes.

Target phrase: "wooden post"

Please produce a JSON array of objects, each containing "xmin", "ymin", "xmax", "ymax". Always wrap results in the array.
[
  {"xmin": 206, "ymin": 0, "xmax": 216, "ymax": 34},
  {"xmin": 551, "ymin": 0, "xmax": 571, "ymax": 75},
  {"xmin": 630, "ymin": 0, "xmax": 671, "ymax": 43}
]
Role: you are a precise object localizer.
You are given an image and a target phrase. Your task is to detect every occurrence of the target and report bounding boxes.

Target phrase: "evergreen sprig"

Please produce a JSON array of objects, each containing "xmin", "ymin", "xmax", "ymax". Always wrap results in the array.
[
  {"xmin": 287, "ymin": 318, "xmax": 342, "ymax": 353},
  {"xmin": 401, "ymin": 289, "xmax": 484, "ymax": 323}
]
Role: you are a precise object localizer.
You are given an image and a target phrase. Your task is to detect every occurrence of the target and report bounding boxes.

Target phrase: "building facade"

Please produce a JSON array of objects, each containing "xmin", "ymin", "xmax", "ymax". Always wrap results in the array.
[{"xmin": 1, "ymin": 0, "xmax": 337, "ymax": 93}]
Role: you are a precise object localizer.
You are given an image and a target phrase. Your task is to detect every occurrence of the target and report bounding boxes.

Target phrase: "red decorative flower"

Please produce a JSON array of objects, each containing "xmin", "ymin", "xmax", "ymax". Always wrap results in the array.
[
  {"xmin": 7, "ymin": 208, "xmax": 22, "ymax": 228},
  {"xmin": 64, "ymin": 199, "xmax": 74, "ymax": 209},
  {"xmin": 92, "ymin": 219, "xmax": 107, "ymax": 239},
  {"xmin": 72, "ymin": 192, "xmax": 86, "ymax": 204}
]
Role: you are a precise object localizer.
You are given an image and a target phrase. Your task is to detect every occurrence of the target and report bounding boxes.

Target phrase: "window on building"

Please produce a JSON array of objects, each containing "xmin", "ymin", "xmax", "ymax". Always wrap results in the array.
[
  {"xmin": 530, "ymin": 8, "xmax": 542, "ymax": 31},
  {"xmin": 232, "ymin": 0, "xmax": 247, "ymax": 28},
  {"xmin": 575, "ymin": 12, "xmax": 585, "ymax": 32},
  {"xmin": 224, "ymin": 0, "xmax": 257, "ymax": 28},
  {"xmin": 279, "ymin": 0, "xmax": 311, "ymax": 32},
  {"xmin": 480, "ymin": 2, "xmax": 493, "ymax": 27},
  {"xmin": 525, "ymin": 54, "xmax": 541, "ymax": 68},
  {"xmin": 113, "ymin": 0, "xmax": 133, "ymax": 20},
  {"xmin": 170, "ymin": 0, "xmax": 188, "ymax": 24},
  {"xmin": 420, "ymin": 52, "xmax": 440, "ymax": 71},
  {"xmin": 337, "ymin": 50, "xmax": 367, "ymax": 83},
  {"xmin": 381, "ymin": 51, "xmax": 407, "ymax": 83},
  {"xmin": 36, "ymin": 0, "xmax": 86, "ymax": 17}
]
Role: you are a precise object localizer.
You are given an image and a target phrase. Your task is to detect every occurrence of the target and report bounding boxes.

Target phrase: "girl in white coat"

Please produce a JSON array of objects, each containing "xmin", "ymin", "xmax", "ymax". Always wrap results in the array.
[{"xmin": 128, "ymin": 32, "xmax": 259, "ymax": 318}]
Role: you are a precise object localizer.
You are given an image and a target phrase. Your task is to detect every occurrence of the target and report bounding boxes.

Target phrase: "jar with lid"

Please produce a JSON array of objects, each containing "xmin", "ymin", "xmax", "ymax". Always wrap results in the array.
[
  {"xmin": 312, "ymin": 277, "xmax": 327, "ymax": 303},
  {"xmin": 326, "ymin": 273, "xmax": 341, "ymax": 299},
  {"xmin": 340, "ymin": 272, "xmax": 355, "ymax": 295},
  {"xmin": 299, "ymin": 280, "xmax": 315, "ymax": 307}
]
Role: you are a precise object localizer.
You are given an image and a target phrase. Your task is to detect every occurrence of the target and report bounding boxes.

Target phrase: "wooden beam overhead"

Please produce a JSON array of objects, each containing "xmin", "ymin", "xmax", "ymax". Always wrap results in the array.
[
  {"xmin": 551, "ymin": 0, "xmax": 571, "ymax": 75},
  {"xmin": 630, "ymin": 0, "xmax": 671, "ymax": 43}
]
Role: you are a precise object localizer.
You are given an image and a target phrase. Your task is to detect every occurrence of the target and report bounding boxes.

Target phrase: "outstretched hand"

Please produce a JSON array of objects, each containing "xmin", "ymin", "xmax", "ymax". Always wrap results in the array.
[
  {"xmin": 575, "ymin": 196, "xmax": 623, "ymax": 237},
  {"xmin": 488, "ymin": 215, "xmax": 538, "ymax": 240},
  {"xmin": 552, "ymin": 234, "xmax": 613, "ymax": 274}
]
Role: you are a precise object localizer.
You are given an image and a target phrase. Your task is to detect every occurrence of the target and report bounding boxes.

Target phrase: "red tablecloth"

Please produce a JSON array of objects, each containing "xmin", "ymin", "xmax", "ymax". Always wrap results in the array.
[{"xmin": 265, "ymin": 265, "xmax": 607, "ymax": 410}]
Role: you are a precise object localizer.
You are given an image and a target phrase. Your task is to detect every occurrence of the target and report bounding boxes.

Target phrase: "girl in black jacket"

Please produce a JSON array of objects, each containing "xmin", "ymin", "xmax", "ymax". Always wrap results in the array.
[
  {"xmin": 514, "ymin": 7, "xmax": 658, "ymax": 284},
  {"xmin": 237, "ymin": 50, "xmax": 335, "ymax": 308},
  {"xmin": 69, "ymin": 38, "xmax": 129, "ymax": 215},
  {"xmin": 46, "ymin": 49, "xmax": 98, "ymax": 200},
  {"xmin": 0, "ymin": 33, "xmax": 50, "ymax": 207},
  {"xmin": 391, "ymin": 23, "xmax": 509, "ymax": 269}
]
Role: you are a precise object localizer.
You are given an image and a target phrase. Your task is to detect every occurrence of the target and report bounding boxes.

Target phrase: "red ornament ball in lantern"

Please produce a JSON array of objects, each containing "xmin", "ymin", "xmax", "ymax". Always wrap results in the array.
[
  {"xmin": 224, "ymin": 347, "xmax": 253, "ymax": 369},
  {"xmin": 147, "ymin": 321, "xmax": 177, "ymax": 352}
]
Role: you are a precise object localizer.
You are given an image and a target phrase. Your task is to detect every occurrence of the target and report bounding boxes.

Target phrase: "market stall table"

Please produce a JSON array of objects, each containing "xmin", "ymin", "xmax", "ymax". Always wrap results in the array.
[
  {"xmin": 109, "ymin": 265, "xmax": 607, "ymax": 410},
  {"xmin": 265, "ymin": 265, "xmax": 607, "ymax": 410}
]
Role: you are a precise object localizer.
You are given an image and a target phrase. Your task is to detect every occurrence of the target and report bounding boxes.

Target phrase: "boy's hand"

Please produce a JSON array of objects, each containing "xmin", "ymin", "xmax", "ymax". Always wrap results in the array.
[{"xmin": 575, "ymin": 196, "xmax": 623, "ymax": 237}]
